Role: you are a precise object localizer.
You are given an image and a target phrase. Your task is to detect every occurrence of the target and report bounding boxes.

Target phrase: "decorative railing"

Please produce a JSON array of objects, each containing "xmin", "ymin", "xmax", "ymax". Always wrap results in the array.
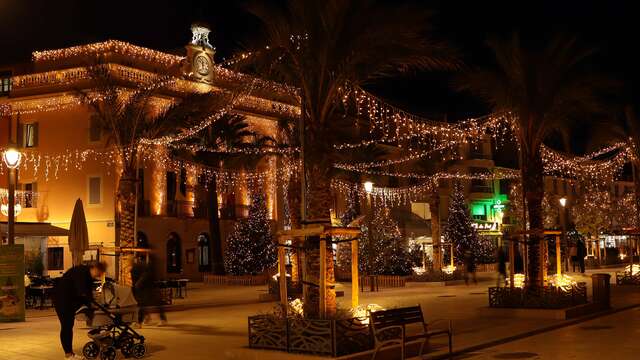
[
  {"xmin": 248, "ymin": 315, "xmax": 371, "ymax": 356},
  {"xmin": 359, "ymin": 275, "xmax": 406, "ymax": 291}
]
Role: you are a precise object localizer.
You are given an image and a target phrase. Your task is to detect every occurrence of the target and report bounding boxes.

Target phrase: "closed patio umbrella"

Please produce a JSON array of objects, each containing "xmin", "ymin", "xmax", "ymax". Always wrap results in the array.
[{"xmin": 69, "ymin": 198, "xmax": 89, "ymax": 266}]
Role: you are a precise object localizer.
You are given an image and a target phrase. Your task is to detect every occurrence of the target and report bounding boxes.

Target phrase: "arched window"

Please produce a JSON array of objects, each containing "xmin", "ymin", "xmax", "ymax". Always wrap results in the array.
[
  {"xmin": 197, "ymin": 233, "xmax": 211, "ymax": 272},
  {"xmin": 166, "ymin": 232, "xmax": 182, "ymax": 273}
]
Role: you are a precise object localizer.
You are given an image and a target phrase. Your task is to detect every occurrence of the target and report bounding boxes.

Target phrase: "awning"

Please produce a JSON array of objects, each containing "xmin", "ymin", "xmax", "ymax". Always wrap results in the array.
[{"xmin": 0, "ymin": 222, "xmax": 69, "ymax": 237}]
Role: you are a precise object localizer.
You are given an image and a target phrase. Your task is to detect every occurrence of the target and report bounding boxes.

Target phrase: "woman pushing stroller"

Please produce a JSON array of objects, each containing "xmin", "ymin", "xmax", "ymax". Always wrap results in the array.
[{"xmin": 52, "ymin": 262, "xmax": 107, "ymax": 360}]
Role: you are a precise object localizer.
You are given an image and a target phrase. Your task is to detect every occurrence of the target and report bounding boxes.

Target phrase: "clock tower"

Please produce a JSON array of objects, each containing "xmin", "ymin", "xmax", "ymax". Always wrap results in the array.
[{"xmin": 184, "ymin": 22, "xmax": 215, "ymax": 84}]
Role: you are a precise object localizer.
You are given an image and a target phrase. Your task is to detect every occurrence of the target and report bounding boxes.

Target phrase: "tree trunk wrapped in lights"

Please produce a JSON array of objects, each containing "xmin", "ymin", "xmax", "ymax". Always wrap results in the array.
[
  {"xmin": 116, "ymin": 173, "xmax": 137, "ymax": 286},
  {"xmin": 429, "ymin": 189, "xmax": 441, "ymax": 269},
  {"xmin": 303, "ymin": 164, "xmax": 336, "ymax": 318},
  {"xmin": 207, "ymin": 176, "xmax": 225, "ymax": 275},
  {"xmin": 522, "ymin": 151, "xmax": 545, "ymax": 289}
]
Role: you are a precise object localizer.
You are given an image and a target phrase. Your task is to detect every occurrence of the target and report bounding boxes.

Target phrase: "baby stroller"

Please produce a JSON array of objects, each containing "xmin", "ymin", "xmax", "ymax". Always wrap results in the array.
[{"xmin": 76, "ymin": 281, "xmax": 146, "ymax": 359}]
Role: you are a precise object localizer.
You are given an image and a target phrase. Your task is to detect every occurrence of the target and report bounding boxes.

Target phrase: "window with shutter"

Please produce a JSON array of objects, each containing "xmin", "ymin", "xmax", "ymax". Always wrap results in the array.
[
  {"xmin": 88, "ymin": 176, "xmax": 102, "ymax": 205},
  {"xmin": 22, "ymin": 123, "xmax": 38, "ymax": 148}
]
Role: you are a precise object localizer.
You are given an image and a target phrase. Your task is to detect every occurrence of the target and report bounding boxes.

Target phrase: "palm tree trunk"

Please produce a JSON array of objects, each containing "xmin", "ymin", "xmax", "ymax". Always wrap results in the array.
[
  {"xmin": 207, "ymin": 175, "xmax": 225, "ymax": 274},
  {"xmin": 117, "ymin": 171, "xmax": 137, "ymax": 286},
  {"xmin": 429, "ymin": 189, "xmax": 441, "ymax": 270},
  {"xmin": 522, "ymin": 151, "xmax": 545, "ymax": 289},
  {"xmin": 303, "ymin": 164, "xmax": 336, "ymax": 318},
  {"xmin": 287, "ymin": 173, "xmax": 302, "ymax": 284},
  {"xmin": 633, "ymin": 161, "xmax": 640, "ymax": 229}
]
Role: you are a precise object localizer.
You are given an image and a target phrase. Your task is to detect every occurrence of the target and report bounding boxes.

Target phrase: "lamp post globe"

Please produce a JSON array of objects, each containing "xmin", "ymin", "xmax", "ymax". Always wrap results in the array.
[
  {"xmin": 363, "ymin": 181, "xmax": 374, "ymax": 194},
  {"xmin": 559, "ymin": 197, "xmax": 567, "ymax": 207},
  {"xmin": 3, "ymin": 148, "xmax": 22, "ymax": 169}
]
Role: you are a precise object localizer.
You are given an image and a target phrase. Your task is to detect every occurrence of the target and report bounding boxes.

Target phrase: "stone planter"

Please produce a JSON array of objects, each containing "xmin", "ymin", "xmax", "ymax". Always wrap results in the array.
[
  {"xmin": 488, "ymin": 283, "xmax": 588, "ymax": 309},
  {"xmin": 616, "ymin": 272, "xmax": 640, "ymax": 285},
  {"xmin": 248, "ymin": 315, "xmax": 372, "ymax": 357}
]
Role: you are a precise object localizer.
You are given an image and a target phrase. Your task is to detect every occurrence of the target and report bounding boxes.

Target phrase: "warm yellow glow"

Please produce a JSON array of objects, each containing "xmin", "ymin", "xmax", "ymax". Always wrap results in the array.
[
  {"xmin": 151, "ymin": 165, "xmax": 165, "ymax": 216},
  {"xmin": 509, "ymin": 273, "xmax": 526, "ymax": 288},
  {"xmin": 289, "ymin": 298, "xmax": 304, "ymax": 316},
  {"xmin": 0, "ymin": 203, "xmax": 22, "ymax": 217},
  {"xmin": 559, "ymin": 197, "xmax": 567, "ymax": 207},
  {"xmin": 549, "ymin": 273, "xmax": 577, "ymax": 292},
  {"xmin": 3, "ymin": 148, "xmax": 22, "ymax": 169},
  {"xmin": 625, "ymin": 264, "xmax": 640, "ymax": 276},
  {"xmin": 363, "ymin": 181, "xmax": 374, "ymax": 193},
  {"xmin": 352, "ymin": 304, "xmax": 385, "ymax": 325},
  {"xmin": 413, "ymin": 266, "xmax": 426, "ymax": 275},
  {"xmin": 442, "ymin": 265, "xmax": 457, "ymax": 275}
]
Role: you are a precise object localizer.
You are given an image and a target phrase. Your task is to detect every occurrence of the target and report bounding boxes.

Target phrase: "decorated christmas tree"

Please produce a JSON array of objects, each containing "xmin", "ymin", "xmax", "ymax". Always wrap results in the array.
[
  {"xmin": 359, "ymin": 206, "xmax": 420, "ymax": 275},
  {"xmin": 443, "ymin": 181, "xmax": 479, "ymax": 264},
  {"xmin": 224, "ymin": 193, "xmax": 277, "ymax": 275}
]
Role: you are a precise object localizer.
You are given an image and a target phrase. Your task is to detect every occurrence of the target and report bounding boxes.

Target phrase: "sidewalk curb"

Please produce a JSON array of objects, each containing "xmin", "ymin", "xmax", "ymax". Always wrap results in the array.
[
  {"xmin": 428, "ymin": 303, "xmax": 640, "ymax": 359},
  {"xmin": 25, "ymin": 299, "xmax": 271, "ymax": 320}
]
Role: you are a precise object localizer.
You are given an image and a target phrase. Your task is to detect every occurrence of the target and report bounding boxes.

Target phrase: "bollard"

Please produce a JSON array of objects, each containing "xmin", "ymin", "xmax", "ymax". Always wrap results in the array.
[{"xmin": 591, "ymin": 273, "xmax": 611, "ymax": 309}]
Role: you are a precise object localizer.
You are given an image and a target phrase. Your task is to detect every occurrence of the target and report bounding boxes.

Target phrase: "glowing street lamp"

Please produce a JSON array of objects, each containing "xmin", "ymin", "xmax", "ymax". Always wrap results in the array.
[
  {"xmin": 3, "ymin": 147, "xmax": 22, "ymax": 246},
  {"xmin": 559, "ymin": 197, "xmax": 567, "ymax": 207},
  {"xmin": 363, "ymin": 181, "xmax": 374, "ymax": 194},
  {"xmin": 558, "ymin": 196, "xmax": 568, "ymax": 273},
  {"xmin": 363, "ymin": 180, "xmax": 374, "ymax": 290}
]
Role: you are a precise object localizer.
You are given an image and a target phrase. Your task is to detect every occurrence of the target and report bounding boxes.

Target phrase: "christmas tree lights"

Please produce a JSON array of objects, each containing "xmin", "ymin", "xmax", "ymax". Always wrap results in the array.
[{"xmin": 224, "ymin": 193, "xmax": 277, "ymax": 275}]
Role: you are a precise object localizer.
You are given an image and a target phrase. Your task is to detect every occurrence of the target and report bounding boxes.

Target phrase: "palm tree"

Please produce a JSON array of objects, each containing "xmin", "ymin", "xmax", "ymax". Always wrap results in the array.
[
  {"xmin": 79, "ymin": 65, "xmax": 231, "ymax": 284},
  {"xmin": 244, "ymin": 0, "xmax": 458, "ymax": 317},
  {"xmin": 456, "ymin": 34, "xmax": 609, "ymax": 289}
]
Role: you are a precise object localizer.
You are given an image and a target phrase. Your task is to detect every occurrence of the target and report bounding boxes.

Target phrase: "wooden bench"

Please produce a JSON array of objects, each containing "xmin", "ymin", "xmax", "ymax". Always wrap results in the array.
[{"xmin": 370, "ymin": 305, "xmax": 452, "ymax": 359}]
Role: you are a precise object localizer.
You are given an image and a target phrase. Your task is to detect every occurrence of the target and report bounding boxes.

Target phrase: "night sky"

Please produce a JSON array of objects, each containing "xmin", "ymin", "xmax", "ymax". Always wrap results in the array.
[{"xmin": 1, "ymin": 0, "xmax": 638, "ymax": 150}]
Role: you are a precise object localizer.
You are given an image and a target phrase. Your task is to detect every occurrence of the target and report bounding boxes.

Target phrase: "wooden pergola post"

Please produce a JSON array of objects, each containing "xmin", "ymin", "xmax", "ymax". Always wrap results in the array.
[
  {"xmin": 540, "ymin": 238, "xmax": 547, "ymax": 285},
  {"xmin": 319, "ymin": 236, "xmax": 327, "ymax": 319},
  {"xmin": 509, "ymin": 238, "xmax": 515, "ymax": 288},
  {"xmin": 556, "ymin": 234, "xmax": 562, "ymax": 277},
  {"xmin": 278, "ymin": 235, "xmax": 288, "ymax": 317},
  {"xmin": 351, "ymin": 238, "xmax": 359, "ymax": 308}
]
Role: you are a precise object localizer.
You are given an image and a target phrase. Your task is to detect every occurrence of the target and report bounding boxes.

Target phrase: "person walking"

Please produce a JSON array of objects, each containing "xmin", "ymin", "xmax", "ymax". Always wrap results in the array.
[
  {"xmin": 52, "ymin": 262, "xmax": 107, "ymax": 360},
  {"xmin": 463, "ymin": 249, "xmax": 477, "ymax": 285},
  {"xmin": 570, "ymin": 243, "xmax": 578, "ymax": 272},
  {"xmin": 577, "ymin": 238, "xmax": 587, "ymax": 273},
  {"xmin": 132, "ymin": 256, "xmax": 167, "ymax": 328},
  {"xmin": 497, "ymin": 247, "xmax": 507, "ymax": 287}
]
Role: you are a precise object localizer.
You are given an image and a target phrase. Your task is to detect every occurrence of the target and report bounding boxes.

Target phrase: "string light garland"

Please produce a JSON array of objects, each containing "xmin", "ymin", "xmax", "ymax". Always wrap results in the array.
[
  {"xmin": 32, "ymin": 40, "xmax": 184, "ymax": 66},
  {"xmin": 169, "ymin": 142, "xmax": 300, "ymax": 155}
]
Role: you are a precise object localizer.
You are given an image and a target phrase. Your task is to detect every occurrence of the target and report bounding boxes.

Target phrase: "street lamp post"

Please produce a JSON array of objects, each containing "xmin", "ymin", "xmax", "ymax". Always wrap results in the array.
[
  {"xmin": 363, "ymin": 181, "xmax": 374, "ymax": 291},
  {"xmin": 3, "ymin": 147, "xmax": 22, "ymax": 246},
  {"xmin": 559, "ymin": 197, "xmax": 567, "ymax": 272}
]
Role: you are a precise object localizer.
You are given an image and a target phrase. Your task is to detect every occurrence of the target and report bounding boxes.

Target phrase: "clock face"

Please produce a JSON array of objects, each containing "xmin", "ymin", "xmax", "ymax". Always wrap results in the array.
[{"xmin": 195, "ymin": 55, "xmax": 210, "ymax": 76}]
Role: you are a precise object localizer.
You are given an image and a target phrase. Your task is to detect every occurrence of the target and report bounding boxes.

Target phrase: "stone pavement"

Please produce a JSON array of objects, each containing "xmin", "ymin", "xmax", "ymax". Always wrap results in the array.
[
  {"xmin": 4, "ymin": 268, "xmax": 638, "ymax": 359},
  {"xmin": 463, "ymin": 306, "xmax": 640, "ymax": 359}
]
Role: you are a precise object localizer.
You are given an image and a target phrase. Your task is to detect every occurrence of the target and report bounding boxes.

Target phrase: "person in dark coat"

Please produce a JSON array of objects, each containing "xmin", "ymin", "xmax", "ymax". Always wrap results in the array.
[
  {"xmin": 497, "ymin": 247, "xmax": 507, "ymax": 287},
  {"xmin": 52, "ymin": 262, "xmax": 106, "ymax": 359},
  {"xmin": 132, "ymin": 256, "xmax": 167, "ymax": 327},
  {"xmin": 463, "ymin": 249, "xmax": 477, "ymax": 285},
  {"xmin": 577, "ymin": 238, "xmax": 587, "ymax": 273}
]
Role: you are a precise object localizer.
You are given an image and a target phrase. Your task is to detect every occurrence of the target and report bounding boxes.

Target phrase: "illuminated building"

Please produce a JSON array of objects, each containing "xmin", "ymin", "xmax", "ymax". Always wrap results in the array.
[{"xmin": 0, "ymin": 24, "xmax": 297, "ymax": 280}]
